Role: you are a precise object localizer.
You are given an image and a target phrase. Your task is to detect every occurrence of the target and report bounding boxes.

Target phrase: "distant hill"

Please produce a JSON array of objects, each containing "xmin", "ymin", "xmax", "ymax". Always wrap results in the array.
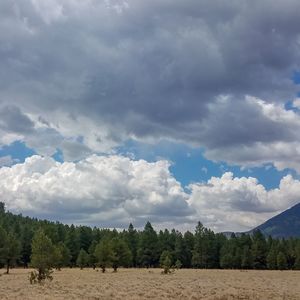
[{"xmin": 251, "ymin": 202, "xmax": 300, "ymax": 238}]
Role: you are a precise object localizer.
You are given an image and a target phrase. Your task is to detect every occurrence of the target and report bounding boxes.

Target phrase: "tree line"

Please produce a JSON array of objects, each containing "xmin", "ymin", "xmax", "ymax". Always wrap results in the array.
[{"xmin": 1, "ymin": 201, "xmax": 300, "ymax": 278}]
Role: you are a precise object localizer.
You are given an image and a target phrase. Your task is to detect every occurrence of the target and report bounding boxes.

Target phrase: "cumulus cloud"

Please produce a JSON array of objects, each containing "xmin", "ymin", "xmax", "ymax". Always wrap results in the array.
[
  {"xmin": 0, "ymin": 155, "xmax": 193, "ymax": 228},
  {"xmin": 1, "ymin": 155, "xmax": 300, "ymax": 231},
  {"xmin": 0, "ymin": 1, "xmax": 300, "ymax": 171},
  {"xmin": 188, "ymin": 172, "xmax": 300, "ymax": 232}
]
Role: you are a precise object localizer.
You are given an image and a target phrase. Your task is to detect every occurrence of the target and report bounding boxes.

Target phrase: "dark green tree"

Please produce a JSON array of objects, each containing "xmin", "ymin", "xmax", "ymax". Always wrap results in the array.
[
  {"xmin": 183, "ymin": 231, "xmax": 194, "ymax": 267},
  {"xmin": 137, "ymin": 222, "xmax": 158, "ymax": 267},
  {"xmin": 125, "ymin": 223, "xmax": 138, "ymax": 267},
  {"xmin": 174, "ymin": 232, "xmax": 185, "ymax": 265},
  {"xmin": 111, "ymin": 237, "xmax": 132, "ymax": 272},
  {"xmin": 294, "ymin": 241, "xmax": 300, "ymax": 270},
  {"xmin": 59, "ymin": 242, "xmax": 71, "ymax": 268},
  {"xmin": 277, "ymin": 251, "xmax": 288, "ymax": 270},
  {"xmin": 241, "ymin": 246, "xmax": 253, "ymax": 269},
  {"xmin": 251, "ymin": 230, "xmax": 267, "ymax": 269},
  {"xmin": 20, "ymin": 225, "xmax": 33, "ymax": 268},
  {"xmin": 76, "ymin": 249, "xmax": 89, "ymax": 269},
  {"xmin": 65, "ymin": 225, "xmax": 80, "ymax": 267},
  {"xmin": 220, "ymin": 238, "xmax": 236, "ymax": 269},
  {"xmin": 53, "ymin": 245, "xmax": 63, "ymax": 271},
  {"xmin": 88, "ymin": 240, "xmax": 98, "ymax": 269},
  {"xmin": 78, "ymin": 226, "xmax": 93, "ymax": 252},
  {"xmin": 94, "ymin": 239, "xmax": 113, "ymax": 273},
  {"xmin": 267, "ymin": 244, "xmax": 278, "ymax": 270},
  {"xmin": 3, "ymin": 232, "xmax": 21, "ymax": 274},
  {"xmin": 192, "ymin": 222, "xmax": 218, "ymax": 268}
]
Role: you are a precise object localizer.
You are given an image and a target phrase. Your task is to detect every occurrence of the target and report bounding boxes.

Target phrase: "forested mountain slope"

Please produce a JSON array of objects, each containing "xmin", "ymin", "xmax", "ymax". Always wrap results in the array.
[{"xmin": 252, "ymin": 203, "xmax": 300, "ymax": 238}]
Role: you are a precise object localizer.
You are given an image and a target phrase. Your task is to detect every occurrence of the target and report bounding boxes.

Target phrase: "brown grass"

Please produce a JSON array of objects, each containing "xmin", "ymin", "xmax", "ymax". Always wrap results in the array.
[{"xmin": 0, "ymin": 268, "xmax": 299, "ymax": 299}]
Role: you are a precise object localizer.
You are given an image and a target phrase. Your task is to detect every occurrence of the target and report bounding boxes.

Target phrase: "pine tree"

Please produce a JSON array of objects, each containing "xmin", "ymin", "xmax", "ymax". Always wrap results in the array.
[
  {"xmin": 88, "ymin": 240, "xmax": 98, "ymax": 269},
  {"xmin": 94, "ymin": 239, "xmax": 113, "ymax": 273},
  {"xmin": 294, "ymin": 242, "xmax": 300, "ymax": 270},
  {"xmin": 65, "ymin": 225, "xmax": 80, "ymax": 267},
  {"xmin": 30, "ymin": 229, "xmax": 55, "ymax": 283},
  {"xmin": 267, "ymin": 244, "xmax": 277, "ymax": 270},
  {"xmin": 183, "ymin": 231, "xmax": 194, "ymax": 268},
  {"xmin": 192, "ymin": 222, "xmax": 205, "ymax": 268},
  {"xmin": 137, "ymin": 222, "xmax": 158, "ymax": 267},
  {"xmin": 58, "ymin": 242, "xmax": 71, "ymax": 268},
  {"xmin": 220, "ymin": 238, "xmax": 236, "ymax": 269},
  {"xmin": 0, "ymin": 228, "xmax": 21, "ymax": 274},
  {"xmin": 20, "ymin": 225, "xmax": 33, "ymax": 268},
  {"xmin": 160, "ymin": 250, "xmax": 172, "ymax": 274},
  {"xmin": 174, "ymin": 232, "xmax": 185, "ymax": 266},
  {"xmin": 126, "ymin": 223, "xmax": 138, "ymax": 267},
  {"xmin": 241, "ymin": 246, "xmax": 253, "ymax": 269},
  {"xmin": 76, "ymin": 249, "xmax": 89, "ymax": 269},
  {"xmin": 277, "ymin": 251, "xmax": 287, "ymax": 270},
  {"xmin": 52, "ymin": 245, "xmax": 63, "ymax": 271},
  {"xmin": 111, "ymin": 237, "xmax": 132, "ymax": 272},
  {"xmin": 78, "ymin": 226, "xmax": 93, "ymax": 252},
  {"xmin": 251, "ymin": 230, "xmax": 267, "ymax": 269},
  {"xmin": 4, "ymin": 232, "xmax": 21, "ymax": 274}
]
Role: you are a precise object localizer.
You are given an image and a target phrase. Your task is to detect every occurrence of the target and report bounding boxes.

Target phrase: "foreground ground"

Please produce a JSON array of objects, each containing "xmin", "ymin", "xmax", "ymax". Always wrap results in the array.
[{"xmin": 0, "ymin": 268, "xmax": 299, "ymax": 299}]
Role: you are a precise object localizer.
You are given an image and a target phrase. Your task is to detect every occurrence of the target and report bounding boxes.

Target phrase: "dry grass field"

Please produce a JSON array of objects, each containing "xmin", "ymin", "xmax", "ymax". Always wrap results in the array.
[{"xmin": 0, "ymin": 268, "xmax": 299, "ymax": 299}]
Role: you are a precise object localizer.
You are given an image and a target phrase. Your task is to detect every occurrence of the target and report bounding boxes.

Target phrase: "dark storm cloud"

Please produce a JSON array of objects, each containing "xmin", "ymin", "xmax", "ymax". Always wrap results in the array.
[
  {"xmin": 0, "ymin": 105, "xmax": 34, "ymax": 134},
  {"xmin": 1, "ymin": 0, "xmax": 300, "ymax": 168}
]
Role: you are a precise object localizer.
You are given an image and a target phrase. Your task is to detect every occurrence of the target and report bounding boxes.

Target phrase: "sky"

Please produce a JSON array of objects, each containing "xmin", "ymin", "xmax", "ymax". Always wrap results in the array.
[{"xmin": 1, "ymin": 0, "xmax": 300, "ymax": 232}]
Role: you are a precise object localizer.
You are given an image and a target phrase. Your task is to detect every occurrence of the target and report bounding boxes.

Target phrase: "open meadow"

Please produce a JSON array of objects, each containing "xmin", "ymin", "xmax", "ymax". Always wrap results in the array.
[{"xmin": 0, "ymin": 268, "xmax": 299, "ymax": 299}]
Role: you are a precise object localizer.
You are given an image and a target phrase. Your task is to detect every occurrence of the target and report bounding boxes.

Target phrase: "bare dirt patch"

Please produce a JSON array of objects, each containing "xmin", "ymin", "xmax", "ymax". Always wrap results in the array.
[{"xmin": 0, "ymin": 268, "xmax": 299, "ymax": 299}]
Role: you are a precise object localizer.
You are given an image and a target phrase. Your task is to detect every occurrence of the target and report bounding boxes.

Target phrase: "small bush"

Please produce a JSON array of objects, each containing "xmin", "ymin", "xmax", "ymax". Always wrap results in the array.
[
  {"xmin": 175, "ymin": 259, "xmax": 182, "ymax": 269},
  {"xmin": 29, "ymin": 269, "xmax": 53, "ymax": 284}
]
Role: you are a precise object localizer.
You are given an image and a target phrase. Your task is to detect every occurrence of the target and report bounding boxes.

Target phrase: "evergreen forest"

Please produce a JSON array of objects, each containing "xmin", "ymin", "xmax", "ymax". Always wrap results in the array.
[{"xmin": 1, "ymin": 202, "xmax": 300, "ymax": 275}]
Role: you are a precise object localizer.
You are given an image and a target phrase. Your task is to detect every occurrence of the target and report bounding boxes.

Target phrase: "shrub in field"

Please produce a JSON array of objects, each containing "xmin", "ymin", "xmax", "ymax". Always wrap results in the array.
[
  {"xmin": 160, "ymin": 250, "xmax": 173, "ymax": 274},
  {"xmin": 30, "ymin": 229, "xmax": 55, "ymax": 284},
  {"xmin": 175, "ymin": 259, "xmax": 182, "ymax": 269},
  {"xmin": 29, "ymin": 268, "xmax": 53, "ymax": 284}
]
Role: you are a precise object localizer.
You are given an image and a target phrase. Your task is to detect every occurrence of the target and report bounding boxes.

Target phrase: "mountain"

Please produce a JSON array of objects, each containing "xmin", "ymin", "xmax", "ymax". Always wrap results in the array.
[{"xmin": 252, "ymin": 202, "xmax": 300, "ymax": 238}]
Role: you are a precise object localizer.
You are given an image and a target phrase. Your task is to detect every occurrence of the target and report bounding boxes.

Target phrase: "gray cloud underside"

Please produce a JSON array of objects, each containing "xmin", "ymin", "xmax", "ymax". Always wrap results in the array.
[{"xmin": 1, "ymin": 0, "xmax": 300, "ymax": 169}]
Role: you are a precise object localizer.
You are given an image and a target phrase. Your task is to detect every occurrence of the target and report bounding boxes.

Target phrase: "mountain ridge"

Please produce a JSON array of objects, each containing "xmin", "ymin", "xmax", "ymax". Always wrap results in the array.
[{"xmin": 251, "ymin": 202, "xmax": 300, "ymax": 238}]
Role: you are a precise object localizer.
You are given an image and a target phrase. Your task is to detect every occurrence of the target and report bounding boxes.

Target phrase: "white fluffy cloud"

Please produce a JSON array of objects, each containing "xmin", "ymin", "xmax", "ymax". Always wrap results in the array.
[
  {"xmin": 0, "ymin": 155, "xmax": 193, "ymax": 228},
  {"xmin": 1, "ymin": 155, "xmax": 300, "ymax": 232},
  {"xmin": 188, "ymin": 172, "xmax": 300, "ymax": 232}
]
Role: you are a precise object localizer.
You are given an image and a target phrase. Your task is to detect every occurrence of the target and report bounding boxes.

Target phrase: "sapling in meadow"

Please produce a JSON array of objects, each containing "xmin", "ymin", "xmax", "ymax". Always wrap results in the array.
[
  {"xmin": 29, "ymin": 229, "xmax": 55, "ymax": 284},
  {"xmin": 160, "ymin": 250, "xmax": 173, "ymax": 274}
]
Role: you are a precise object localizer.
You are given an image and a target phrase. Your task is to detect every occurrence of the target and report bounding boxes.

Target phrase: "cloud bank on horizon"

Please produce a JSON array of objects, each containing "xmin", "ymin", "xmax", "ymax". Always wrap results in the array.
[
  {"xmin": 1, "ymin": 0, "xmax": 300, "ymax": 231},
  {"xmin": 1, "ymin": 155, "xmax": 300, "ymax": 232}
]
